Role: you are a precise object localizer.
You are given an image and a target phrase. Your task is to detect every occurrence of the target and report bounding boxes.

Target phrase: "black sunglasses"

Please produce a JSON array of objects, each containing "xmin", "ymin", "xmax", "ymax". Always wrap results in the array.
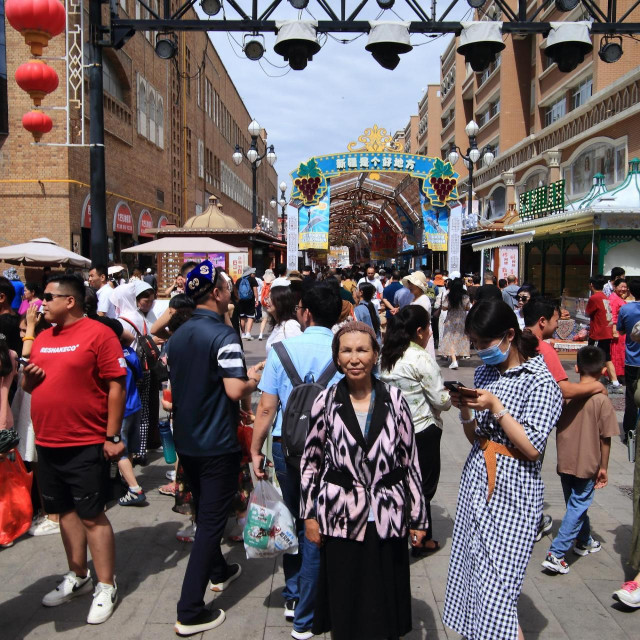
[
  {"xmin": 43, "ymin": 292, "xmax": 71, "ymax": 302},
  {"xmin": 516, "ymin": 295, "xmax": 530, "ymax": 301}
]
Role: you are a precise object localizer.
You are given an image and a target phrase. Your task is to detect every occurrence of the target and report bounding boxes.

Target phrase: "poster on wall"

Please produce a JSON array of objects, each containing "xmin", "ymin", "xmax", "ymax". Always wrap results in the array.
[
  {"xmin": 328, "ymin": 246, "xmax": 350, "ymax": 268},
  {"xmin": 447, "ymin": 204, "xmax": 463, "ymax": 275},
  {"xmin": 228, "ymin": 252, "xmax": 248, "ymax": 282},
  {"xmin": 420, "ymin": 190, "xmax": 448, "ymax": 251},
  {"xmin": 184, "ymin": 253, "xmax": 226, "ymax": 269},
  {"xmin": 497, "ymin": 246, "xmax": 518, "ymax": 280},
  {"xmin": 287, "ymin": 207, "xmax": 299, "ymax": 270},
  {"xmin": 299, "ymin": 184, "xmax": 330, "ymax": 250}
]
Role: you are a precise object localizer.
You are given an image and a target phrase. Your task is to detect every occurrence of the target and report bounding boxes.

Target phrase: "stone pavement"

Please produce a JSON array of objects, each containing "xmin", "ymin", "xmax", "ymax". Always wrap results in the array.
[{"xmin": 0, "ymin": 336, "xmax": 638, "ymax": 639}]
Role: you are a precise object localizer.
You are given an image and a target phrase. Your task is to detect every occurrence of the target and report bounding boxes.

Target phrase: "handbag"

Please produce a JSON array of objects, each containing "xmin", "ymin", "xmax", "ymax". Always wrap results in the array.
[
  {"xmin": 0, "ymin": 450, "xmax": 33, "ymax": 544},
  {"xmin": 121, "ymin": 317, "xmax": 169, "ymax": 382}
]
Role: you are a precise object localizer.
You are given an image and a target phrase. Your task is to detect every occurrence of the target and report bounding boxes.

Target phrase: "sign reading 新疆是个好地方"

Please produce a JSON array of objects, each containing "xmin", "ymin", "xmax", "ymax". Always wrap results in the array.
[{"xmin": 519, "ymin": 179, "xmax": 565, "ymax": 220}]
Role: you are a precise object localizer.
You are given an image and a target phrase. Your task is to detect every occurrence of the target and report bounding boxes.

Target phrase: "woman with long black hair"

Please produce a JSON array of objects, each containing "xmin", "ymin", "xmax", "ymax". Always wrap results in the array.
[
  {"xmin": 438, "ymin": 277, "xmax": 471, "ymax": 370},
  {"xmin": 380, "ymin": 305, "xmax": 451, "ymax": 554},
  {"xmin": 265, "ymin": 285, "xmax": 301, "ymax": 353},
  {"xmin": 443, "ymin": 299, "xmax": 563, "ymax": 640},
  {"xmin": 354, "ymin": 282, "xmax": 381, "ymax": 344}
]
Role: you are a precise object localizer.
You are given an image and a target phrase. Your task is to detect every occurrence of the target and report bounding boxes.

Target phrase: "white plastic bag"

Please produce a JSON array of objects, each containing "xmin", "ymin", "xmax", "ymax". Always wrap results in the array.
[{"xmin": 243, "ymin": 479, "xmax": 298, "ymax": 559}]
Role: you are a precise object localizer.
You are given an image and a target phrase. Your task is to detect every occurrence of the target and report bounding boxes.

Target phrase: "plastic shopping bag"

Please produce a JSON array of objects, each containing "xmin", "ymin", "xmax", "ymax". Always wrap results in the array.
[
  {"xmin": 243, "ymin": 479, "xmax": 298, "ymax": 559},
  {"xmin": 0, "ymin": 450, "xmax": 33, "ymax": 545}
]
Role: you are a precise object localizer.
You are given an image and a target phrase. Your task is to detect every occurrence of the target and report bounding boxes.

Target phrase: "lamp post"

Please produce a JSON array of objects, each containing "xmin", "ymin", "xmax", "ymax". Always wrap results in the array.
[
  {"xmin": 279, "ymin": 181, "xmax": 287, "ymax": 239},
  {"xmin": 232, "ymin": 119, "xmax": 277, "ymax": 230},
  {"xmin": 447, "ymin": 120, "xmax": 496, "ymax": 220}
]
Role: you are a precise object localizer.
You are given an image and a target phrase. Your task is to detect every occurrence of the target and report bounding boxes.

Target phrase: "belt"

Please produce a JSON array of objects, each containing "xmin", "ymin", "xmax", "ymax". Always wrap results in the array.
[
  {"xmin": 272, "ymin": 436, "xmax": 282, "ymax": 443},
  {"xmin": 324, "ymin": 466, "xmax": 407, "ymax": 491},
  {"xmin": 477, "ymin": 437, "xmax": 528, "ymax": 502}
]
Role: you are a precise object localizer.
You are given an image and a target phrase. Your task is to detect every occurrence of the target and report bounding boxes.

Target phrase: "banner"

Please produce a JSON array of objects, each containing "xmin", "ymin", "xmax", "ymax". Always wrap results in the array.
[
  {"xmin": 497, "ymin": 246, "xmax": 518, "ymax": 280},
  {"xmin": 447, "ymin": 204, "xmax": 463, "ymax": 275},
  {"xmin": 184, "ymin": 253, "xmax": 226, "ymax": 269},
  {"xmin": 328, "ymin": 246, "xmax": 350, "ymax": 268},
  {"xmin": 287, "ymin": 207, "xmax": 299, "ymax": 270},
  {"xmin": 228, "ymin": 252, "xmax": 248, "ymax": 282},
  {"xmin": 370, "ymin": 218, "xmax": 397, "ymax": 260},
  {"xmin": 299, "ymin": 184, "xmax": 330, "ymax": 250},
  {"xmin": 420, "ymin": 190, "xmax": 448, "ymax": 252}
]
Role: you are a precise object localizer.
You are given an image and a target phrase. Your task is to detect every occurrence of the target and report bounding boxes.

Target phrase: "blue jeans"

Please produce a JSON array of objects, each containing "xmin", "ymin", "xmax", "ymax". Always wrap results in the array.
[
  {"xmin": 549, "ymin": 473, "xmax": 595, "ymax": 558},
  {"xmin": 272, "ymin": 441, "xmax": 320, "ymax": 633}
]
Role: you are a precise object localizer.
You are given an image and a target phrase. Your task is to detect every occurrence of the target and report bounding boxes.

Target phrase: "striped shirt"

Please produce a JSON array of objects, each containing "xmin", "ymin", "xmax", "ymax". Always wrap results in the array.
[{"xmin": 167, "ymin": 308, "xmax": 247, "ymax": 456}]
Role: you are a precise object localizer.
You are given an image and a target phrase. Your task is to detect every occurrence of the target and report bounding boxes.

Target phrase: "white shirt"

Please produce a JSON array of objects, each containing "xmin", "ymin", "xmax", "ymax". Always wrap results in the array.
[
  {"xmin": 265, "ymin": 319, "xmax": 302, "ymax": 354},
  {"xmin": 118, "ymin": 309, "xmax": 158, "ymax": 351},
  {"xmin": 271, "ymin": 277, "xmax": 291, "ymax": 288},
  {"xmin": 97, "ymin": 284, "xmax": 116, "ymax": 319},
  {"xmin": 410, "ymin": 295, "xmax": 436, "ymax": 359},
  {"xmin": 358, "ymin": 277, "xmax": 384, "ymax": 298}
]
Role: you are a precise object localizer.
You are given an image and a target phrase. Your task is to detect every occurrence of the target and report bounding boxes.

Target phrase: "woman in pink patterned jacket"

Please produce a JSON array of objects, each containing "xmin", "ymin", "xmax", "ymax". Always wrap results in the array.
[{"xmin": 300, "ymin": 322, "xmax": 428, "ymax": 640}]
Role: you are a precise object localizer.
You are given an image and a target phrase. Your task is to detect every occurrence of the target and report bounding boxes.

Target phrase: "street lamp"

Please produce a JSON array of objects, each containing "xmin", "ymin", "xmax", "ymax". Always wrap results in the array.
[
  {"xmin": 447, "ymin": 119, "xmax": 495, "ymax": 219},
  {"xmin": 279, "ymin": 181, "xmax": 287, "ymax": 238},
  {"xmin": 232, "ymin": 119, "xmax": 277, "ymax": 229}
]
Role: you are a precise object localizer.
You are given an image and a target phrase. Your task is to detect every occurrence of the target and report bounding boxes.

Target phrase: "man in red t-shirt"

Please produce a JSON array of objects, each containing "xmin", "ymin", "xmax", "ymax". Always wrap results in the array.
[
  {"xmin": 23, "ymin": 275, "xmax": 126, "ymax": 625},
  {"xmin": 523, "ymin": 297, "xmax": 607, "ymax": 543},
  {"xmin": 586, "ymin": 275, "xmax": 623, "ymax": 393}
]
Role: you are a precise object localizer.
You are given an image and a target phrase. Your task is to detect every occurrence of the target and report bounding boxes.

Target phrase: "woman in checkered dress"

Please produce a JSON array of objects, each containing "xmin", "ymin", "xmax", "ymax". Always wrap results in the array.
[{"xmin": 443, "ymin": 299, "xmax": 563, "ymax": 640}]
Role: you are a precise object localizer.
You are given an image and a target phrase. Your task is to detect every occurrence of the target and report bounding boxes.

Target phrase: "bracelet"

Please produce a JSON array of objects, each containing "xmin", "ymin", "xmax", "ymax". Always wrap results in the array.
[
  {"xmin": 492, "ymin": 409, "xmax": 509, "ymax": 421},
  {"xmin": 459, "ymin": 412, "xmax": 476, "ymax": 425},
  {"xmin": 22, "ymin": 336, "xmax": 35, "ymax": 342}
]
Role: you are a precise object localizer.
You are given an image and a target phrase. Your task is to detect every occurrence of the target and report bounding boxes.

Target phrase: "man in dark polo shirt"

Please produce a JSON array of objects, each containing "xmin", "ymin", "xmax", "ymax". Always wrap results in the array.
[{"xmin": 167, "ymin": 260, "xmax": 263, "ymax": 637}]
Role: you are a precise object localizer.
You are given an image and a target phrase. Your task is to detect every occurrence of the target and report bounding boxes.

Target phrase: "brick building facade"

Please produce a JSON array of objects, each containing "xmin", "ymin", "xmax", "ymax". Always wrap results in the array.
[{"xmin": 0, "ymin": 0, "xmax": 278, "ymax": 272}]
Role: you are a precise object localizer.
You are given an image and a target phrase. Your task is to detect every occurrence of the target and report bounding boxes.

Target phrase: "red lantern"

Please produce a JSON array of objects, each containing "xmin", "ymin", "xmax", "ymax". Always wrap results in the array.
[
  {"xmin": 15, "ymin": 59, "xmax": 59, "ymax": 106},
  {"xmin": 5, "ymin": 0, "xmax": 66, "ymax": 56},
  {"xmin": 22, "ymin": 109, "xmax": 53, "ymax": 142}
]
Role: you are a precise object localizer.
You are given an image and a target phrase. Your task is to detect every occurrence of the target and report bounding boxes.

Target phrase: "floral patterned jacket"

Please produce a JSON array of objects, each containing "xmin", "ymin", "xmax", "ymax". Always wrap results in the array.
[{"xmin": 300, "ymin": 377, "xmax": 427, "ymax": 542}]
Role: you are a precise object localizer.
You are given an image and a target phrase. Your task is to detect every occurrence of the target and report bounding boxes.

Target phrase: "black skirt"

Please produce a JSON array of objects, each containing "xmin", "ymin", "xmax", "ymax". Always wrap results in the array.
[{"xmin": 312, "ymin": 522, "xmax": 412, "ymax": 640}]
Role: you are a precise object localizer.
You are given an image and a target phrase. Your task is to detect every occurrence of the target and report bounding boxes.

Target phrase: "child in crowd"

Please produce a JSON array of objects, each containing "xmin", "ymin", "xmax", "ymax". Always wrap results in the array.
[
  {"xmin": 542, "ymin": 346, "xmax": 619, "ymax": 574},
  {"xmin": 117, "ymin": 345, "xmax": 146, "ymax": 506}
]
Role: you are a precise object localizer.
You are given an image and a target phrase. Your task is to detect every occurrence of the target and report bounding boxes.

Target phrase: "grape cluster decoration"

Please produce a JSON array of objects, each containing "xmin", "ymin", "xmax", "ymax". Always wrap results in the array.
[
  {"xmin": 292, "ymin": 159, "xmax": 327, "ymax": 206},
  {"xmin": 424, "ymin": 158, "xmax": 458, "ymax": 205}
]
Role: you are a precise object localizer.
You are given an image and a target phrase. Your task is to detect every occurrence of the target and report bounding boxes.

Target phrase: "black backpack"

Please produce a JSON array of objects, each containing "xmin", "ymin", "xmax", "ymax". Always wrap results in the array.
[{"xmin": 273, "ymin": 341, "xmax": 337, "ymax": 469}]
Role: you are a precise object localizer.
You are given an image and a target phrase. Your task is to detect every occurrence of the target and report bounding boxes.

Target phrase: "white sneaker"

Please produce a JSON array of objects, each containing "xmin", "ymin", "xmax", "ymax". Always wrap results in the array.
[
  {"xmin": 42, "ymin": 570, "xmax": 93, "ymax": 607},
  {"xmin": 244, "ymin": 334, "xmax": 254, "ymax": 341},
  {"xmin": 165, "ymin": 469, "xmax": 176, "ymax": 482},
  {"xmin": 29, "ymin": 515, "xmax": 60, "ymax": 536},
  {"xmin": 449, "ymin": 361, "xmax": 459, "ymax": 370},
  {"xmin": 291, "ymin": 630, "xmax": 314, "ymax": 640},
  {"xmin": 87, "ymin": 580, "xmax": 118, "ymax": 624}
]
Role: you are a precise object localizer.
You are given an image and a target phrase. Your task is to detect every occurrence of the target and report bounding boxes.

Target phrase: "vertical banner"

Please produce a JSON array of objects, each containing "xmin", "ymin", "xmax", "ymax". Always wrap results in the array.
[
  {"xmin": 447, "ymin": 204, "xmax": 463, "ymax": 275},
  {"xmin": 299, "ymin": 182, "xmax": 330, "ymax": 250},
  {"xmin": 420, "ymin": 190, "xmax": 448, "ymax": 251},
  {"xmin": 287, "ymin": 207, "xmax": 299, "ymax": 270},
  {"xmin": 370, "ymin": 218, "xmax": 397, "ymax": 260},
  {"xmin": 228, "ymin": 252, "xmax": 248, "ymax": 282},
  {"xmin": 497, "ymin": 246, "xmax": 518, "ymax": 280}
]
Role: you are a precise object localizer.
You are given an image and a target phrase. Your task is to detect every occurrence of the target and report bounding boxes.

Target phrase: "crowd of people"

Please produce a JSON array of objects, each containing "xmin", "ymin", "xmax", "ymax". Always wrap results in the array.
[{"xmin": 0, "ymin": 258, "xmax": 639, "ymax": 640}]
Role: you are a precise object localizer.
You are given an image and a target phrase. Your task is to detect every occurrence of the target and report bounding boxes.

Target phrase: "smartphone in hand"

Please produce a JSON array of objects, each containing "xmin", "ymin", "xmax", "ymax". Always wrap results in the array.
[{"xmin": 444, "ymin": 381, "xmax": 465, "ymax": 393}]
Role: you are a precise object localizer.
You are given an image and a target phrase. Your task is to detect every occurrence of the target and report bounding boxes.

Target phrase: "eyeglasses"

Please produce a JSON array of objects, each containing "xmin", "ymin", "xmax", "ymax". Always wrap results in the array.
[
  {"xmin": 43, "ymin": 293, "xmax": 71, "ymax": 302},
  {"xmin": 516, "ymin": 295, "xmax": 530, "ymax": 302},
  {"xmin": 295, "ymin": 305, "xmax": 305, "ymax": 312}
]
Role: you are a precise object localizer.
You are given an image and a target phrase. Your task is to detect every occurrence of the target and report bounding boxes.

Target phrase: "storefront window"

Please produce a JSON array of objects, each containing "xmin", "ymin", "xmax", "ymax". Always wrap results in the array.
[
  {"xmin": 564, "ymin": 140, "xmax": 626, "ymax": 196},
  {"xmin": 545, "ymin": 245, "xmax": 562, "ymax": 297},
  {"xmin": 563, "ymin": 243, "xmax": 591, "ymax": 298},
  {"xmin": 527, "ymin": 246, "xmax": 542, "ymax": 292}
]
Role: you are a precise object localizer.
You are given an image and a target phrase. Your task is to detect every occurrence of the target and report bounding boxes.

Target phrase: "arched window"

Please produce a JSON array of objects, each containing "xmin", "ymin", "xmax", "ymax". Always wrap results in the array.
[
  {"xmin": 486, "ymin": 186, "xmax": 506, "ymax": 219},
  {"xmin": 156, "ymin": 96, "xmax": 164, "ymax": 148},
  {"xmin": 562, "ymin": 139, "xmax": 626, "ymax": 196},
  {"xmin": 103, "ymin": 55, "xmax": 126, "ymax": 103},
  {"xmin": 518, "ymin": 167, "xmax": 549, "ymax": 198},
  {"xmin": 137, "ymin": 75, "xmax": 146, "ymax": 136},
  {"xmin": 527, "ymin": 246, "xmax": 542, "ymax": 292},
  {"xmin": 147, "ymin": 89, "xmax": 156, "ymax": 144}
]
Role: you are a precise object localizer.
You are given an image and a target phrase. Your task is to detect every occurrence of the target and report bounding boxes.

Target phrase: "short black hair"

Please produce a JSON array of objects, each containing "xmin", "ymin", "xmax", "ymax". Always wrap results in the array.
[
  {"xmin": 359, "ymin": 282, "xmax": 375, "ymax": 301},
  {"xmin": 576, "ymin": 345, "xmax": 606, "ymax": 377},
  {"xmin": 301, "ymin": 283, "xmax": 341, "ymax": 328},
  {"xmin": 302, "ymin": 265, "xmax": 312, "ymax": 273},
  {"xmin": 181, "ymin": 261, "xmax": 198, "ymax": 277},
  {"xmin": 47, "ymin": 274, "xmax": 86, "ymax": 303},
  {"xmin": 498, "ymin": 278, "xmax": 507, "ymax": 289},
  {"xmin": 610, "ymin": 267, "xmax": 625, "ymax": 280},
  {"xmin": 169, "ymin": 293, "xmax": 195, "ymax": 310},
  {"xmin": 473, "ymin": 275, "xmax": 481, "ymax": 285},
  {"xmin": 275, "ymin": 263, "xmax": 287, "ymax": 277},
  {"xmin": 391, "ymin": 270, "xmax": 400, "ymax": 281},
  {"xmin": 523, "ymin": 297, "xmax": 559, "ymax": 328},
  {"xmin": 91, "ymin": 266, "xmax": 108, "ymax": 279},
  {"xmin": 0, "ymin": 276, "xmax": 15, "ymax": 305},
  {"xmin": 629, "ymin": 279, "xmax": 640, "ymax": 300},
  {"xmin": 590, "ymin": 275, "xmax": 606, "ymax": 291}
]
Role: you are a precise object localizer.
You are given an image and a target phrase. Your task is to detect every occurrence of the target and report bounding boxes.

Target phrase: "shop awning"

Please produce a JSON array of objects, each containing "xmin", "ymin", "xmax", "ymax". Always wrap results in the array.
[
  {"xmin": 121, "ymin": 236, "xmax": 248, "ymax": 254},
  {"xmin": 531, "ymin": 219, "xmax": 595, "ymax": 237},
  {"xmin": 472, "ymin": 231, "xmax": 536, "ymax": 252}
]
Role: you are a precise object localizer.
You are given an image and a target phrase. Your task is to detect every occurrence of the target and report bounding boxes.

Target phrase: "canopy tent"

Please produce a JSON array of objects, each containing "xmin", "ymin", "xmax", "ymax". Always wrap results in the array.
[
  {"xmin": 121, "ymin": 236, "xmax": 248, "ymax": 254},
  {"xmin": 0, "ymin": 237, "xmax": 91, "ymax": 267}
]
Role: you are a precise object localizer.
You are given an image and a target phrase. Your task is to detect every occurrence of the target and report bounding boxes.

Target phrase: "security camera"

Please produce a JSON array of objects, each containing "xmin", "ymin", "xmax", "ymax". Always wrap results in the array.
[
  {"xmin": 365, "ymin": 21, "xmax": 413, "ymax": 70},
  {"xmin": 274, "ymin": 20, "xmax": 321, "ymax": 71},
  {"xmin": 544, "ymin": 22, "xmax": 592, "ymax": 73},
  {"xmin": 457, "ymin": 22, "xmax": 505, "ymax": 73}
]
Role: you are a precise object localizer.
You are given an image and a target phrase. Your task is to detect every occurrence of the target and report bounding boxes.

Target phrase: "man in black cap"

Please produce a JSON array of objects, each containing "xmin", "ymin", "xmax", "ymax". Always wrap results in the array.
[{"xmin": 167, "ymin": 261, "xmax": 263, "ymax": 637}]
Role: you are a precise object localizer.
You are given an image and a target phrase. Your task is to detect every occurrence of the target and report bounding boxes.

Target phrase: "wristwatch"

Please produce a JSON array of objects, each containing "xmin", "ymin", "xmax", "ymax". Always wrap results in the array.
[{"xmin": 106, "ymin": 435, "xmax": 121, "ymax": 443}]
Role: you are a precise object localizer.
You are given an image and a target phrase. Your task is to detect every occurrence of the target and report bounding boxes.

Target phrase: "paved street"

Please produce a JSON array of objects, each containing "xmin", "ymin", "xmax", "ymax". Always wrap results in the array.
[{"xmin": 0, "ymin": 336, "xmax": 638, "ymax": 639}]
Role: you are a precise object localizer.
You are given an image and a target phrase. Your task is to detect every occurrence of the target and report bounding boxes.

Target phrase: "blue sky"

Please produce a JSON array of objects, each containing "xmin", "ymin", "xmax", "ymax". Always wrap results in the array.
[{"xmin": 200, "ymin": 2, "xmax": 470, "ymax": 196}]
